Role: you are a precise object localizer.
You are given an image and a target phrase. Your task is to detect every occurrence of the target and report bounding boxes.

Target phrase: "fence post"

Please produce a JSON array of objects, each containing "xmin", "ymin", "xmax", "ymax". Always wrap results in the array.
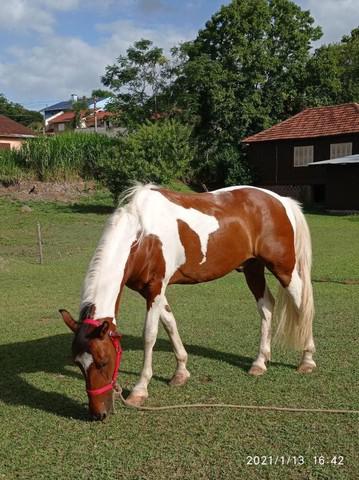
[{"xmin": 37, "ymin": 222, "xmax": 44, "ymax": 264}]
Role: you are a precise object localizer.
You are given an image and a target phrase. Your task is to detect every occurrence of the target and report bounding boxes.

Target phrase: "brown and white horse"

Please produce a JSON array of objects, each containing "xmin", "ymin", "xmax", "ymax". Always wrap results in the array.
[{"xmin": 60, "ymin": 184, "xmax": 316, "ymax": 420}]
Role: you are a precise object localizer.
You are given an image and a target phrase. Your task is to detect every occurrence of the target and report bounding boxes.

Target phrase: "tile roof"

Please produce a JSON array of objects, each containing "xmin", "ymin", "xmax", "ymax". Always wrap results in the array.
[
  {"xmin": 0, "ymin": 114, "xmax": 36, "ymax": 137},
  {"xmin": 48, "ymin": 111, "xmax": 75, "ymax": 124},
  {"xmin": 85, "ymin": 111, "xmax": 111, "ymax": 127},
  {"xmin": 243, "ymin": 103, "xmax": 359, "ymax": 143}
]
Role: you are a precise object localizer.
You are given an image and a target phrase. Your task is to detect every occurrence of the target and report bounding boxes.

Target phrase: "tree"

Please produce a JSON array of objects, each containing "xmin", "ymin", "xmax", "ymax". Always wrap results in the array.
[
  {"xmin": 304, "ymin": 27, "xmax": 359, "ymax": 106},
  {"xmin": 91, "ymin": 89, "xmax": 113, "ymax": 100},
  {"xmin": 101, "ymin": 39, "xmax": 169, "ymax": 128},
  {"xmin": 170, "ymin": 0, "xmax": 321, "ymax": 187},
  {"xmin": 0, "ymin": 94, "xmax": 43, "ymax": 127},
  {"xmin": 71, "ymin": 98, "xmax": 89, "ymax": 129},
  {"xmin": 177, "ymin": 0, "xmax": 321, "ymax": 138}
]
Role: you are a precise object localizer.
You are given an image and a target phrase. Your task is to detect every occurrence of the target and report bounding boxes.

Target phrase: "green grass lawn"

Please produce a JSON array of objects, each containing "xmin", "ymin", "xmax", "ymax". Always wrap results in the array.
[{"xmin": 0, "ymin": 193, "xmax": 358, "ymax": 480}]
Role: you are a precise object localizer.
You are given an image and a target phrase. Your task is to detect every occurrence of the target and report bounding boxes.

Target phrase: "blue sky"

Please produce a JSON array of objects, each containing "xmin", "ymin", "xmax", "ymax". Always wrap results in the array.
[{"xmin": 0, "ymin": 0, "xmax": 357, "ymax": 112}]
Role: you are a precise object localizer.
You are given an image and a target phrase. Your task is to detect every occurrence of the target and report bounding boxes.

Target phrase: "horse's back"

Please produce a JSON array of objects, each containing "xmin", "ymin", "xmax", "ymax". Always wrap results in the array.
[{"xmin": 127, "ymin": 185, "xmax": 296, "ymax": 285}]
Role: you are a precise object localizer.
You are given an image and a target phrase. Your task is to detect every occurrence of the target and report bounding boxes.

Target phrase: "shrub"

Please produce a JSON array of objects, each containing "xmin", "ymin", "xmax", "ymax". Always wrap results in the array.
[
  {"xmin": 190, "ymin": 143, "xmax": 253, "ymax": 189},
  {"xmin": 98, "ymin": 120, "xmax": 194, "ymax": 200}
]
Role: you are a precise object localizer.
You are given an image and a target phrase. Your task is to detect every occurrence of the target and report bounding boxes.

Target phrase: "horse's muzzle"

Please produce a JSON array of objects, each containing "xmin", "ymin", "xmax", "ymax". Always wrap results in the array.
[{"xmin": 91, "ymin": 411, "xmax": 107, "ymax": 421}]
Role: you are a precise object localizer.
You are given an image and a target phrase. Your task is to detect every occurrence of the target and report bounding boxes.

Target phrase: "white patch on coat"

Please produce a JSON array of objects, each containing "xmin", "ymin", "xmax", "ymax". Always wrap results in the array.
[
  {"xmin": 131, "ymin": 188, "xmax": 219, "ymax": 279},
  {"xmin": 75, "ymin": 352, "xmax": 94, "ymax": 375},
  {"xmin": 212, "ymin": 186, "xmax": 297, "ymax": 234}
]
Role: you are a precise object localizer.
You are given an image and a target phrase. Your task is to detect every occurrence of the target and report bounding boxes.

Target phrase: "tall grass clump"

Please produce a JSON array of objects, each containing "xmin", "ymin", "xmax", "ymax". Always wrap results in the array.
[
  {"xmin": 17, "ymin": 133, "xmax": 118, "ymax": 181},
  {"xmin": 0, "ymin": 149, "xmax": 26, "ymax": 185}
]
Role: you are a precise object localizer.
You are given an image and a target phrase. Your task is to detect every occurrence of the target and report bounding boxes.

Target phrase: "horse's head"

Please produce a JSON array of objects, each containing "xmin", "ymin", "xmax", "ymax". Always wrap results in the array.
[{"xmin": 59, "ymin": 309, "xmax": 122, "ymax": 421}]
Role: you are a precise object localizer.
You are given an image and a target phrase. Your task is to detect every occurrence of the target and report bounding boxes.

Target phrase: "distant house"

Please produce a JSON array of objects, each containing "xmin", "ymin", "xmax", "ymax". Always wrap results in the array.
[
  {"xmin": 43, "ymin": 95, "xmax": 114, "ymax": 134},
  {"xmin": 47, "ymin": 109, "xmax": 113, "ymax": 134},
  {"xmin": 243, "ymin": 103, "xmax": 359, "ymax": 210},
  {"xmin": 41, "ymin": 94, "xmax": 78, "ymax": 127},
  {"xmin": 0, "ymin": 114, "xmax": 36, "ymax": 150}
]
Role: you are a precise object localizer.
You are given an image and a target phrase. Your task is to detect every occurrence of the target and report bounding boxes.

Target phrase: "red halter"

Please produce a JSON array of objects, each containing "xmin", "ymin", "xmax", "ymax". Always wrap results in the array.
[{"xmin": 83, "ymin": 318, "xmax": 123, "ymax": 397}]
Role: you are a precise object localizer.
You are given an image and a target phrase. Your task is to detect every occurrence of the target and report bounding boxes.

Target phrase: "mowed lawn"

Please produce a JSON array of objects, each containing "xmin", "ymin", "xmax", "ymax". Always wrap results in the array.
[{"xmin": 0, "ymin": 193, "xmax": 358, "ymax": 480}]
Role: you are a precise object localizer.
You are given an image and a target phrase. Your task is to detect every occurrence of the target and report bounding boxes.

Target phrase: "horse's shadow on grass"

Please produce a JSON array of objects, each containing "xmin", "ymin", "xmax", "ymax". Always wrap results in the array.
[{"xmin": 0, "ymin": 333, "xmax": 294, "ymax": 421}]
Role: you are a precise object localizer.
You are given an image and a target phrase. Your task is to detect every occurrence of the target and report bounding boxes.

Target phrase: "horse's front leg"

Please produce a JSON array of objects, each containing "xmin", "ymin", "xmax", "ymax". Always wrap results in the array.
[
  {"xmin": 160, "ymin": 297, "xmax": 190, "ymax": 387},
  {"xmin": 126, "ymin": 290, "xmax": 161, "ymax": 407}
]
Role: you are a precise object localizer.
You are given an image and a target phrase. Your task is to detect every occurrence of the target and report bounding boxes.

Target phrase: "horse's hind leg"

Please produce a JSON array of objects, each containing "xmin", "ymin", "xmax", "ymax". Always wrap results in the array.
[
  {"xmin": 160, "ymin": 296, "xmax": 190, "ymax": 386},
  {"xmin": 243, "ymin": 260, "xmax": 274, "ymax": 376}
]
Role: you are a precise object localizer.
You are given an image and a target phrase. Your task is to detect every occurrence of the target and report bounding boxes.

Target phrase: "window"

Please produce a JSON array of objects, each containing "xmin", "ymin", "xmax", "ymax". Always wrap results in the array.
[
  {"xmin": 294, "ymin": 146, "xmax": 314, "ymax": 167},
  {"xmin": 58, "ymin": 123, "xmax": 65, "ymax": 132},
  {"xmin": 330, "ymin": 142, "xmax": 352, "ymax": 159}
]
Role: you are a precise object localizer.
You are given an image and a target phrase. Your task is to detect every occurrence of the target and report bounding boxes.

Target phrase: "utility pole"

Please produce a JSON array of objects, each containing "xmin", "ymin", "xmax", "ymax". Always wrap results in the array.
[{"xmin": 94, "ymin": 96, "xmax": 97, "ymax": 132}]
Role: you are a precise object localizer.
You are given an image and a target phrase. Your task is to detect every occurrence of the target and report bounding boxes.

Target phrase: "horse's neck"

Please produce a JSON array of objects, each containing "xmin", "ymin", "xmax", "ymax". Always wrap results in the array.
[{"xmin": 80, "ymin": 208, "xmax": 139, "ymax": 319}]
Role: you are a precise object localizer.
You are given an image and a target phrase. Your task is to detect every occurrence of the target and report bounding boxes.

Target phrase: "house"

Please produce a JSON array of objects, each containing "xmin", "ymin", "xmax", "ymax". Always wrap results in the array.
[
  {"xmin": 47, "ymin": 110, "xmax": 113, "ymax": 134},
  {"xmin": 41, "ymin": 94, "xmax": 79, "ymax": 127},
  {"xmin": 243, "ymin": 103, "xmax": 359, "ymax": 210},
  {"xmin": 47, "ymin": 111, "xmax": 76, "ymax": 133},
  {"xmin": 42, "ymin": 95, "xmax": 113, "ymax": 131},
  {"xmin": 0, "ymin": 114, "xmax": 36, "ymax": 150}
]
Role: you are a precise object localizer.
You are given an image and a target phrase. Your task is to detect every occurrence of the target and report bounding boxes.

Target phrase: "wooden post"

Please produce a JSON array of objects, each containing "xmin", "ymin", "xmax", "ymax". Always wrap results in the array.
[{"xmin": 37, "ymin": 222, "xmax": 43, "ymax": 264}]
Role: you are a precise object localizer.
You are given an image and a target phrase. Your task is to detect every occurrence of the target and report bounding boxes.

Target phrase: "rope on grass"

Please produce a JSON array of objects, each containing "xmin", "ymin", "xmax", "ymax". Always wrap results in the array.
[{"xmin": 117, "ymin": 391, "xmax": 359, "ymax": 415}]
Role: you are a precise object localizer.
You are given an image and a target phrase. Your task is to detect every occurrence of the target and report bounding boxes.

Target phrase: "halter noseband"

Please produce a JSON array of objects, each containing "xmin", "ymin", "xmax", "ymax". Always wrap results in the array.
[{"xmin": 82, "ymin": 318, "xmax": 123, "ymax": 397}]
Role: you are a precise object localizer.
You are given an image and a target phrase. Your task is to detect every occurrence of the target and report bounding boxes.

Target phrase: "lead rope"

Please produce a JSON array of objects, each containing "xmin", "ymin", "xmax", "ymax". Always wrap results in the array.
[{"xmin": 116, "ymin": 388, "xmax": 359, "ymax": 415}]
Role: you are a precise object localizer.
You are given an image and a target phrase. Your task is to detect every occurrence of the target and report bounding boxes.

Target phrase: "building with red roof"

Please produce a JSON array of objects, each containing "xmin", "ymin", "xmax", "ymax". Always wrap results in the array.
[
  {"xmin": 47, "ymin": 110, "xmax": 112, "ymax": 133},
  {"xmin": 242, "ymin": 103, "xmax": 359, "ymax": 210},
  {"xmin": 0, "ymin": 114, "xmax": 36, "ymax": 150}
]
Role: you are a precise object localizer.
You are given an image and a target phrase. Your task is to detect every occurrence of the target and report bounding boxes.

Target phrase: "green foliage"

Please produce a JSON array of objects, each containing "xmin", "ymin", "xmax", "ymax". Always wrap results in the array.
[
  {"xmin": 191, "ymin": 143, "xmax": 253, "ymax": 189},
  {"xmin": 304, "ymin": 27, "xmax": 359, "ymax": 106},
  {"xmin": 0, "ymin": 133, "xmax": 118, "ymax": 183},
  {"xmin": 102, "ymin": 39, "xmax": 169, "ymax": 128},
  {"xmin": 0, "ymin": 93, "xmax": 43, "ymax": 126},
  {"xmin": 91, "ymin": 89, "xmax": 113, "ymax": 100},
  {"xmin": 98, "ymin": 120, "xmax": 194, "ymax": 199},
  {"xmin": 71, "ymin": 99, "xmax": 90, "ymax": 129},
  {"xmin": 175, "ymin": 0, "xmax": 321, "ymax": 138},
  {"xmin": 167, "ymin": 0, "xmax": 321, "ymax": 187}
]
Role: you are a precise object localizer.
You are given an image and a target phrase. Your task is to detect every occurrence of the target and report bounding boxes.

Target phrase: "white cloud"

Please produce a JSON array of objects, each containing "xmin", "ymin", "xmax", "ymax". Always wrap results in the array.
[
  {"xmin": 0, "ymin": 0, "xmax": 55, "ymax": 34},
  {"xmin": 0, "ymin": 19, "xmax": 195, "ymax": 109},
  {"xmin": 300, "ymin": 0, "xmax": 359, "ymax": 45}
]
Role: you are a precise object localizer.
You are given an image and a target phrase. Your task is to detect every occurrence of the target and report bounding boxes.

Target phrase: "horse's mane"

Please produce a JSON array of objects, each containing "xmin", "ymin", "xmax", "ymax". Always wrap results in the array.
[{"xmin": 79, "ymin": 183, "xmax": 158, "ymax": 316}]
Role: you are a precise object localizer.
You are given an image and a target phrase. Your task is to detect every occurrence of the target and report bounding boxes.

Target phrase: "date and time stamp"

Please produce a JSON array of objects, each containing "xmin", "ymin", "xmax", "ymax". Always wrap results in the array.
[{"xmin": 246, "ymin": 455, "xmax": 344, "ymax": 467}]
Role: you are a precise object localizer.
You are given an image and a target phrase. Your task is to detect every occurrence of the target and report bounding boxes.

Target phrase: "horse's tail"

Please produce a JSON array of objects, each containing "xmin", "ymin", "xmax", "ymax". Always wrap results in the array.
[{"xmin": 274, "ymin": 198, "xmax": 314, "ymax": 351}]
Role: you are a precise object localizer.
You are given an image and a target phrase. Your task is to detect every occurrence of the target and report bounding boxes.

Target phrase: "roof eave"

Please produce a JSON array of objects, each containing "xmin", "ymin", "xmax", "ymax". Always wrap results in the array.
[
  {"xmin": 243, "ymin": 130, "xmax": 359, "ymax": 144},
  {"xmin": 0, "ymin": 134, "xmax": 36, "ymax": 138}
]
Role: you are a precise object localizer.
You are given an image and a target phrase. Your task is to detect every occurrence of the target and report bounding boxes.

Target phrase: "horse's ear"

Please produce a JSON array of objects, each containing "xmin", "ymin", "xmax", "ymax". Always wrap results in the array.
[
  {"xmin": 97, "ymin": 321, "xmax": 110, "ymax": 340},
  {"xmin": 59, "ymin": 309, "xmax": 78, "ymax": 333}
]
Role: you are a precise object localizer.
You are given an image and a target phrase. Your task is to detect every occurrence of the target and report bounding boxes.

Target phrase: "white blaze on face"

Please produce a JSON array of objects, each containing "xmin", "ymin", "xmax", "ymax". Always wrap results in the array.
[
  {"xmin": 135, "ymin": 190, "xmax": 220, "ymax": 278},
  {"xmin": 75, "ymin": 352, "xmax": 94, "ymax": 377}
]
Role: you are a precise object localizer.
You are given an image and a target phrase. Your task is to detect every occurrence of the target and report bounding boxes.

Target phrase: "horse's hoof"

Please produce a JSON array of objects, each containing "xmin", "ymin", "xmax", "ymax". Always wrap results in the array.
[
  {"xmin": 297, "ymin": 363, "xmax": 316, "ymax": 374},
  {"xmin": 248, "ymin": 365, "xmax": 266, "ymax": 376},
  {"xmin": 125, "ymin": 392, "xmax": 148, "ymax": 407},
  {"xmin": 169, "ymin": 371, "xmax": 190, "ymax": 387}
]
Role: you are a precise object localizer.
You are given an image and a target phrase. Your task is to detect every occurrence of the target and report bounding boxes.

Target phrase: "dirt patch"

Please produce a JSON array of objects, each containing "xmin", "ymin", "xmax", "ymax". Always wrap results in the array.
[{"xmin": 0, "ymin": 180, "xmax": 98, "ymax": 203}]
